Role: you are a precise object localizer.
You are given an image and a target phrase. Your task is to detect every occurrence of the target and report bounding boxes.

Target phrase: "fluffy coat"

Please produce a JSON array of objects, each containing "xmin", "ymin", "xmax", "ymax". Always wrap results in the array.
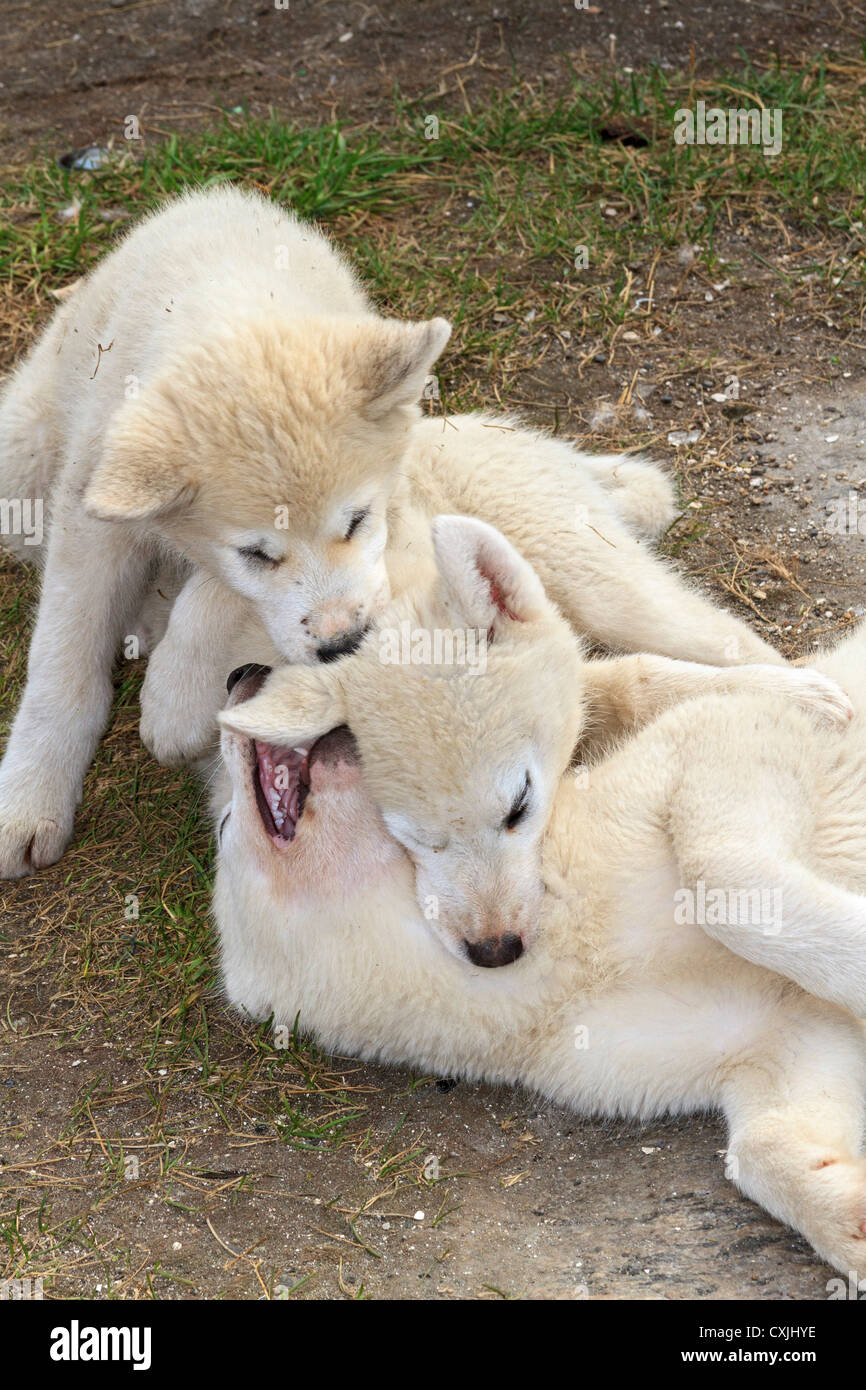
[{"xmin": 210, "ymin": 518, "xmax": 866, "ymax": 1276}]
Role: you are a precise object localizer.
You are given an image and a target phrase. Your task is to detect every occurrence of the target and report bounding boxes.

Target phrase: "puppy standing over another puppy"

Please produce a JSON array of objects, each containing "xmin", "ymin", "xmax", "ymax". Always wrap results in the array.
[
  {"xmin": 0, "ymin": 186, "xmax": 449, "ymax": 876},
  {"xmin": 0, "ymin": 185, "xmax": 790, "ymax": 876}
]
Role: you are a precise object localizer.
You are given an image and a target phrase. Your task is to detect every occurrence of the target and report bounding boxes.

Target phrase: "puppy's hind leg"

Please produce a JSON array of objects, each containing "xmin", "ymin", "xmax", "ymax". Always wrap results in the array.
[
  {"xmin": 582, "ymin": 653, "xmax": 853, "ymax": 755},
  {"xmin": 671, "ymin": 750, "xmax": 866, "ymax": 1017},
  {"xmin": 539, "ymin": 513, "xmax": 784, "ymax": 667},
  {"xmin": 721, "ymin": 1002, "xmax": 866, "ymax": 1277}
]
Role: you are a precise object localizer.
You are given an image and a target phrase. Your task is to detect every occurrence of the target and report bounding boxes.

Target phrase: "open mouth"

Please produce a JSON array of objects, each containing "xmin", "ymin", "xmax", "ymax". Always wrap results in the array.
[
  {"xmin": 253, "ymin": 741, "xmax": 311, "ymax": 846},
  {"xmin": 252, "ymin": 726, "xmax": 359, "ymax": 847}
]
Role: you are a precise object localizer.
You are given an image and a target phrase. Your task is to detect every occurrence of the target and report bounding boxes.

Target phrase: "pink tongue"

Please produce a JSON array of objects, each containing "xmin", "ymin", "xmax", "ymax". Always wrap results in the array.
[{"xmin": 256, "ymin": 743, "xmax": 306, "ymax": 837}]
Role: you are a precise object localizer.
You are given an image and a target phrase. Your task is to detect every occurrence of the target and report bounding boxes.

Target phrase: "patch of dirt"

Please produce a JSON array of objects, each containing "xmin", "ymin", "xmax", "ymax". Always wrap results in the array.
[
  {"xmin": 0, "ymin": 0, "xmax": 861, "ymax": 165},
  {"xmin": 0, "ymin": 1014, "xmax": 835, "ymax": 1300},
  {"xmin": 503, "ymin": 217, "xmax": 866, "ymax": 655},
  {"xmin": 676, "ymin": 380, "xmax": 866, "ymax": 649}
]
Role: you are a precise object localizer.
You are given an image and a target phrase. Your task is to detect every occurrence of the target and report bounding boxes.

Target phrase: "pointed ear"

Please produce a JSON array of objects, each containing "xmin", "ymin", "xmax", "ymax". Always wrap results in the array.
[
  {"xmin": 362, "ymin": 317, "xmax": 451, "ymax": 420},
  {"xmin": 84, "ymin": 394, "xmax": 196, "ymax": 523},
  {"xmin": 431, "ymin": 515, "xmax": 549, "ymax": 633},
  {"xmin": 219, "ymin": 665, "xmax": 348, "ymax": 746}
]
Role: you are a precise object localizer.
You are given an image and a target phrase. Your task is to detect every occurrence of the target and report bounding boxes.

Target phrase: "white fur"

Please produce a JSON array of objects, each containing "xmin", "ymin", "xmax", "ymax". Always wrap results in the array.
[
  {"xmin": 206, "ymin": 520, "xmax": 866, "ymax": 1276},
  {"xmin": 221, "ymin": 517, "xmax": 852, "ymax": 961}
]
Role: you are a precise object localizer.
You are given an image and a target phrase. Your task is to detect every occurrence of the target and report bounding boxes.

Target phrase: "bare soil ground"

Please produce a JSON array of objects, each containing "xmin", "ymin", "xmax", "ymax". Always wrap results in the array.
[
  {"xmin": 1, "ymin": 0, "xmax": 865, "ymax": 1302},
  {"xmin": 1, "ymin": 0, "xmax": 860, "ymax": 165}
]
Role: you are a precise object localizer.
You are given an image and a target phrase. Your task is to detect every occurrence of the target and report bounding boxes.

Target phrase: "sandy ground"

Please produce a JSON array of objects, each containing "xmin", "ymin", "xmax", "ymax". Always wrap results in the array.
[{"xmin": 1, "ymin": 1047, "xmax": 836, "ymax": 1301}]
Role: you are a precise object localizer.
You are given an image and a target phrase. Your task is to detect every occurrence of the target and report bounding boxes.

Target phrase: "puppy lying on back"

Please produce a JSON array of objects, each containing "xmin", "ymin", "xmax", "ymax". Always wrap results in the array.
[
  {"xmin": 220, "ymin": 516, "xmax": 852, "ymax": 965},
  {"xmin": 211, "ymin": 518, "xmax": 866, "ymax": 1278}
]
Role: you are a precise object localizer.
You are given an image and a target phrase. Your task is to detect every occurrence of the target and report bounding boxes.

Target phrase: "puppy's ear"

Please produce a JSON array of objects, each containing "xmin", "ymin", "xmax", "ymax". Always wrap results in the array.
[
  {"xmin": 219, "ymin": 665, "xmax": 348, "ymax": 745},
  {"xmin": 361, "ymin": 317, "xmax": 451, "ymax": 420},
  {"xmin": 431, "ymin": 515, "xmax": 549, "ymax": 633},
  {"xmin": 84, "ymin": 392, "xmax": 196, "ymax": 523}
]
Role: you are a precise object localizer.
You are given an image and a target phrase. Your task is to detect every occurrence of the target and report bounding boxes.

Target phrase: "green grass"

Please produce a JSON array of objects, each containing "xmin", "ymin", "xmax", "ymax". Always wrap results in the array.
[{"xmin": 2, "ymin": 56, "xmax": 864, "ymax": 385}]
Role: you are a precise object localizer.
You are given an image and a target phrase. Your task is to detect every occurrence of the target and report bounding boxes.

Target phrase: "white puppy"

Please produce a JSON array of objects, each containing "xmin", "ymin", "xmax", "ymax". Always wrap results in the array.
[
  {"xmin": 210, "ymin": 520, "xmax": 866, "ymax": 1276},
  {"xmin": 220, "ymin": 517, "xmax": 852, "ymax": 966},
  {"xmin": 0, "ymin": 186, "xmax": 449, "ymax": 875}
]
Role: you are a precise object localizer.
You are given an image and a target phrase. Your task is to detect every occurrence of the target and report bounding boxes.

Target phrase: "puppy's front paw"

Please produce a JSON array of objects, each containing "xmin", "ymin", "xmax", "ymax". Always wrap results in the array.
[
  {"xmin": 139, "ymin": 687, "xmax": 218, "ymax": 766},
  {"xmin": 140, "ymin": 643, "xmax": 220, "ymax": 766},
  {"xmin": 139, "ymin": 708, "xmax": 209, "ymax": 767},
  {"xmin": 0, "ymin": 792, "xmax": 74, "ymax": 878}
]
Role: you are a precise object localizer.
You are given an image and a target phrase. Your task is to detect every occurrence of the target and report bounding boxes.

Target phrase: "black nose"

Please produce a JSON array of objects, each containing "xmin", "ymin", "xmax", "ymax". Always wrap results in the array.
[
  {"xmin": 226, "ymin": 663, "xmax": 272, "ymax": 695},
  {"xmin": 316, "ymin": 629, "xmax": 367, "ymax": 664},
  {"xmin": 464, "ymin": 933, "xmax": 524, "ymax": 969}
]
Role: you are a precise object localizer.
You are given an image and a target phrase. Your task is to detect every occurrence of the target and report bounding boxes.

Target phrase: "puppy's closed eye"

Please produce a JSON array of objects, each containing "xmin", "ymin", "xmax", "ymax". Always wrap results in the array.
[
  {"xmin": 238, "ymin": 545, "xmax": 280, "ymax": 568},
  {"xmin": 343, "ymin": 508, "xmax": 369, "ymax": 542},
  {"xmin": 503, "ymin": 773, "xmax": 531, "ymax": 831}
]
